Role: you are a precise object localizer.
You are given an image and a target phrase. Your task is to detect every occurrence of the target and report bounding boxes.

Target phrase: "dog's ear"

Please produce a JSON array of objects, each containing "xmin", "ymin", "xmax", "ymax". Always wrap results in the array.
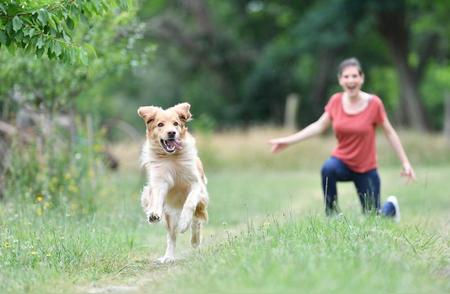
[
  {"xmin": 137, "ymin": 106, "xmax": 160, "ymax": 125},
  {"xmin": 173, "ymin": 103, "xmax": 192, "ymax": 122}
]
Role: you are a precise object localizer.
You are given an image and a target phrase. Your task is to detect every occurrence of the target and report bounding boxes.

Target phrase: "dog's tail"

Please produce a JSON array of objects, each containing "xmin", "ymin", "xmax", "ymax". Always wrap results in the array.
[{"xmin": 194, "ymin": 199, "xmax": 208, "ymax": 222}]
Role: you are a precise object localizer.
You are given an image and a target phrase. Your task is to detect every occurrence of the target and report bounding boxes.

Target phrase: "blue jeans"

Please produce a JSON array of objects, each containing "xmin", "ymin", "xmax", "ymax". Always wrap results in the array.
[{"xmin": 321, "ymin": 157, "xmax": 381, "ymax": 215}]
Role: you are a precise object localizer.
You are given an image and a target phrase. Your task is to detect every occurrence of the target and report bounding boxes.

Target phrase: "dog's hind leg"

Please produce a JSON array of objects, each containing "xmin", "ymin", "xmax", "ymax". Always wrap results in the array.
[
  {"xmin": 157, "ymin": 212, "xmax": 178, "ymax": 264},
  {"xmin": 190, "ymin": 218, "xmax": 202, "ymax": 249}
]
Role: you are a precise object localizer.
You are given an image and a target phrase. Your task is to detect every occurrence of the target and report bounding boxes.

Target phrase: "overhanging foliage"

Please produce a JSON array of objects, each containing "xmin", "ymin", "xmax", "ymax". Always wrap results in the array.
[{"xmin": 0, "ymin": 0, "xmax": 130, "ymax": 63}]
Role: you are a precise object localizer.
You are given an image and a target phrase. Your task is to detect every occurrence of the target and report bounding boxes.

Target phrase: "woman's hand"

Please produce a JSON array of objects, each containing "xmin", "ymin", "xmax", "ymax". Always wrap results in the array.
[
  {"xmin": 268, "ymin": 113, "xmax": 330, "ymax": 155},
  {"xmin": 269, "ymin": 139, "xmax": 289, "ymax": 154},
  {"xmin": 401, "ymin": 162, "xmax": 416, "ymax": 182}
]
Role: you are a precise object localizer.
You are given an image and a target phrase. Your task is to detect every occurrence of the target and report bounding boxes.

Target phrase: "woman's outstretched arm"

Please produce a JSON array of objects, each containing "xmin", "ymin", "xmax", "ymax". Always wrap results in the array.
[
  {"xmin": 381, "ymin": 117, "xmax": 416, "ymax": 182},
  {"xmin": 269, "ymin": 112, "xmax": 331, "ymax": 154}
]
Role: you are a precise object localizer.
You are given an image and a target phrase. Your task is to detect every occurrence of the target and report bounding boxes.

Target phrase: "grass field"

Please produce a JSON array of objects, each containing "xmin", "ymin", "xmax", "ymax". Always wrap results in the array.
[{"xmin": 0, "ymin": 129, "xmax": 449, "ymax": 293}]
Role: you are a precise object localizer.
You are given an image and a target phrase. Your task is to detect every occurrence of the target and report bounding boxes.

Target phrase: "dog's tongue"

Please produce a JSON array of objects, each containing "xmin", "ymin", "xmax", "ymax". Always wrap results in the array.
[
  {"xmin": 166, "ymin": 139, "xmax": 183, "ymax": 150},
  {"xmin": 173, "ymin": 140, "xmax": 183, "ymax": 150}
]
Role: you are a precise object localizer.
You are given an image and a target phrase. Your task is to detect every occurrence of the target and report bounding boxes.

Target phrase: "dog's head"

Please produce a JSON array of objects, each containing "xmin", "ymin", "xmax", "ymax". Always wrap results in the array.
[{"xmin": 137, "ymin": 103, "xmax": 192, "ymax": 154}]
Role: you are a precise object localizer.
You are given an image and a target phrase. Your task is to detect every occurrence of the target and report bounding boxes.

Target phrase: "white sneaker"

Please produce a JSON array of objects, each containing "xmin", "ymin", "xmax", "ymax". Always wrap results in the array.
[{"xmin": 386, "ymin": 195, "xmax": 401, "ymax": 223}]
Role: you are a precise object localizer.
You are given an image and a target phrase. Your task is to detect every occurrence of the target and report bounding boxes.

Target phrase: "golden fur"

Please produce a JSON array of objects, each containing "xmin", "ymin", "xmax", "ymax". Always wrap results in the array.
[{"xmin": 137, "ymin": 103, "xmax": 208, "ymax": 263}]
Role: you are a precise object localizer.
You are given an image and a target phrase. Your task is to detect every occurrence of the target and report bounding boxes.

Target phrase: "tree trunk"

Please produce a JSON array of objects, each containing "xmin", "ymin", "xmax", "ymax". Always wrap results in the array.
[
  {"xmin": 309, "ymin": 50, "xmax": 336, "ymax": 117},
  {"xmin": 375, "ymin": 5, "xmax": 428, "ymax": 131},
  {"xmin": 393, "ymin": 58, "xmax": 428, "ymax": 131}
]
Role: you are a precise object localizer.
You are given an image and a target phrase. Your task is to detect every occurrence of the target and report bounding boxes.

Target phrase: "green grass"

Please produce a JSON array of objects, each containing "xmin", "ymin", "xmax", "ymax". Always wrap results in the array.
[
  {"xmin": 131, "ymin": 166, "xmax": 450, "ymax": 293},
  {"xmin": 149, "ymin": 217, "xmax": 448, "ymax": 293},
  {"xmin": 1, "ymin": 130, "xmax": 449, "ymax": 293},
  {"xmin": 0, "ymin": 173, "xmax": 153, "ymax": 293},
  {"xmin": 0, "ymin": 170, "xmax": 319, "ymax": 293},
  {"xmin": 2, "ymin": 166, "xmax": 448, "ymax": 293},
  {"xmin": 160, "ymin": 215, "xmax": 449, "ymax": 293}
]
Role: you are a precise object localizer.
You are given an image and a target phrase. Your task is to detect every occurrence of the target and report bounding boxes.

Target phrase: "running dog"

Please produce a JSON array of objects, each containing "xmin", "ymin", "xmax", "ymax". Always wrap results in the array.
[{"xmin": 138, "ymin": 102, "xmax": 208, "ymax": 263}]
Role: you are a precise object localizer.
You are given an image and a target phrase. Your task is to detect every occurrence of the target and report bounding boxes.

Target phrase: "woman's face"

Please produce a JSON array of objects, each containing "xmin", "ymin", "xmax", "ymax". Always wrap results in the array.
[{"xmin": 338, "ymin": 66, "xmax": 364, "ymax": 97}]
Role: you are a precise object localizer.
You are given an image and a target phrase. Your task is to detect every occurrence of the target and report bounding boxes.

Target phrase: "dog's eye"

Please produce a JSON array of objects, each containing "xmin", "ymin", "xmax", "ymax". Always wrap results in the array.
[
  {"xmin": 173, "ymin": 122, "xmax": 179, "ymax": 126},
  {"xmin": 157, "ymin": 123, "xmax": 164, "ymax": 127}
]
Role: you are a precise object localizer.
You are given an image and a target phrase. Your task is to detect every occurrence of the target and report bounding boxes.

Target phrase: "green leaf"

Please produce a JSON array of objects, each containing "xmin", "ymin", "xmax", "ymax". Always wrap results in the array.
[
  {"xmin": 47, "ymin": 48, "xmax": 55, "ymax": 59},
  {"xmin": 53, "ymin": 41, "xmax": 62, "ymax": 57},
  {"xmin": 29, "ymin": 36, "xmax": 38, "ymax": 48},
  {"xmin": 48, "ymin": 39, "xmax": 55, "ymax": 54},
  {"xmin": 23, "ymin": 27, "xmax": 31, "ymax": 37},
  {"xmin": 92, "ymin": 0, "xmax": 101, "ymax": 14},
  {"xmin": 15, "ymin": 31, "xmax": 23, "ymax": 42},
  {"xmin": 6, "ymin": 21, "xmax": 13, "ymax": 34},
  {"xmin": 118, "ymin": 0, "xmax": 129, "ymax": 9},
  {"xmin": 62, "ymin": 30, "xmax": 71, "ymax": 42},
  {"xmin": 12, "ymin": 16, "xmax": 23, "ymax": 32},
  {"xmin": 47, "ymin": 13, "xmax": 57, "ymax": 31},
  {"xmin": 66, "ymin": 17, "xmax": 75, "ymax": 30},
  {"xmin": 101, "ymin": 1, "xmax": 111, "ymax": 11},
  {"xmin": 36, "ymin": 36, "xmax": 44, "ymax": 49},
  {"xmin": 62, "ymin": 48, "xmax": 69, "ymax": 63},
  {"xmin": 84, "ymin": 43, "xmax": 97, "ymax": 58},
  {"xmin": 18, "ymin": 40, "xmax": 26, "ymax": 49},
  {"xmin": 38, "ymin": 9, "xmax": 49, "ymax": 26},
  {"xmin": 36, "ymin": 47, "xmax": 45, "ymax": 57},
  {"xmin": 79, "ymin": 49, "xmax": 88, "ymax": 65}
]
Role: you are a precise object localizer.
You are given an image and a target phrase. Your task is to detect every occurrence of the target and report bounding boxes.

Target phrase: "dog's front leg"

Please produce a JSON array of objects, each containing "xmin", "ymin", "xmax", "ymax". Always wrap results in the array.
[
  {"xmin": 148, "ymin": 183, "xmax": 168, "ymax": 223},
  {"xmin": 178, "ymin": 182, "xmax": 201, "ymax": 233},
  {"xmin": 158, "ymin": 213, "xmax": 178, "ymax": 263}
]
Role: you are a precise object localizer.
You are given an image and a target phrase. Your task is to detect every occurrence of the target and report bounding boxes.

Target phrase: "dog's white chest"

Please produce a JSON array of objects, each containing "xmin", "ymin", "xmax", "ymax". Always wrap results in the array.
[{"xmin": 151, "ymin": 160, "xmax": 196, "ymax": 187}]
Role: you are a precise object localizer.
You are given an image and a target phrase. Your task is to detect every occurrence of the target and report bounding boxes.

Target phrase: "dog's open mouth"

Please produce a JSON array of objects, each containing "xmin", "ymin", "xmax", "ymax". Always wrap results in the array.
[{"xmin": 160, "ymin": 139, "xmax": 183, "ymax": 153}]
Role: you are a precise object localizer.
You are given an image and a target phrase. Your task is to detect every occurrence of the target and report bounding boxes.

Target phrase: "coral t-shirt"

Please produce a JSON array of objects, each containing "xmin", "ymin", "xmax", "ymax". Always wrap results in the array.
[{"xmin": 324, "ymin": 93, "xmax": 386, "ymax": 173}]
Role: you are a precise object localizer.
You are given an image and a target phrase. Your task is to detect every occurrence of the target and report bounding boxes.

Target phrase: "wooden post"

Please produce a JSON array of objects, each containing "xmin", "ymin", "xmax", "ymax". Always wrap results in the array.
[
  {"xmin": 444, "ymin": 92, "xmax": 450, "ymax": 143},
  {"xmin": 284, "ymin": 93, "xmax": 300, "ymax": 130}
]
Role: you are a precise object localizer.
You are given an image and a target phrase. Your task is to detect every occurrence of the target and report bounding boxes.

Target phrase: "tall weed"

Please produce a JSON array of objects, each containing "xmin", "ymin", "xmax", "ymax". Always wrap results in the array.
[{"xmin": 4, "ymin": 117, "xmax": 106, "ymax": 215}]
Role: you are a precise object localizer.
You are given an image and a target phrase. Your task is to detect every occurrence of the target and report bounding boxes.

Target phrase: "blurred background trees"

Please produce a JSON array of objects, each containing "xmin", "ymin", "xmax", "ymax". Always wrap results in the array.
[
  {"xmin": 110, "ymin": 0, "xmax": 449, "ymax": 131},
  {"xmin": 1, "ymin": 0, "xmax": 449, "ymax": 131}
]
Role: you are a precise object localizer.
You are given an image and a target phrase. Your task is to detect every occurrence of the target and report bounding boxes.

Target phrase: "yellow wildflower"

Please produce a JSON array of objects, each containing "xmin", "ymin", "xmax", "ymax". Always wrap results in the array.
[{"xmin": 36, "ymin": 194, "xmax": 44, "ymax": 202}]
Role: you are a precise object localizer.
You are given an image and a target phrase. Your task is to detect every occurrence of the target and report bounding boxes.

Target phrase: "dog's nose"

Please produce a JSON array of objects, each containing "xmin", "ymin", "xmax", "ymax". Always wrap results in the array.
[{"xmin": 167, "ymin": 131, "xmax": 176, "ymax": 138}]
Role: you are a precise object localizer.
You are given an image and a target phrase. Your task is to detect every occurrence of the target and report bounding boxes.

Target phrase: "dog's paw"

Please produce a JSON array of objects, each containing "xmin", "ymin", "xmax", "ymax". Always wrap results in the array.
[
  {"xmin": 147, "ymin": 212, "xmax": 161, "ymax": 223},
  {"xmin": 156, "ymin": 255, "xmax": 175, "ymax": 264},
  {"xmin": 178, "ymin": 213, "xmax": 192, "ymax": 233}
]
